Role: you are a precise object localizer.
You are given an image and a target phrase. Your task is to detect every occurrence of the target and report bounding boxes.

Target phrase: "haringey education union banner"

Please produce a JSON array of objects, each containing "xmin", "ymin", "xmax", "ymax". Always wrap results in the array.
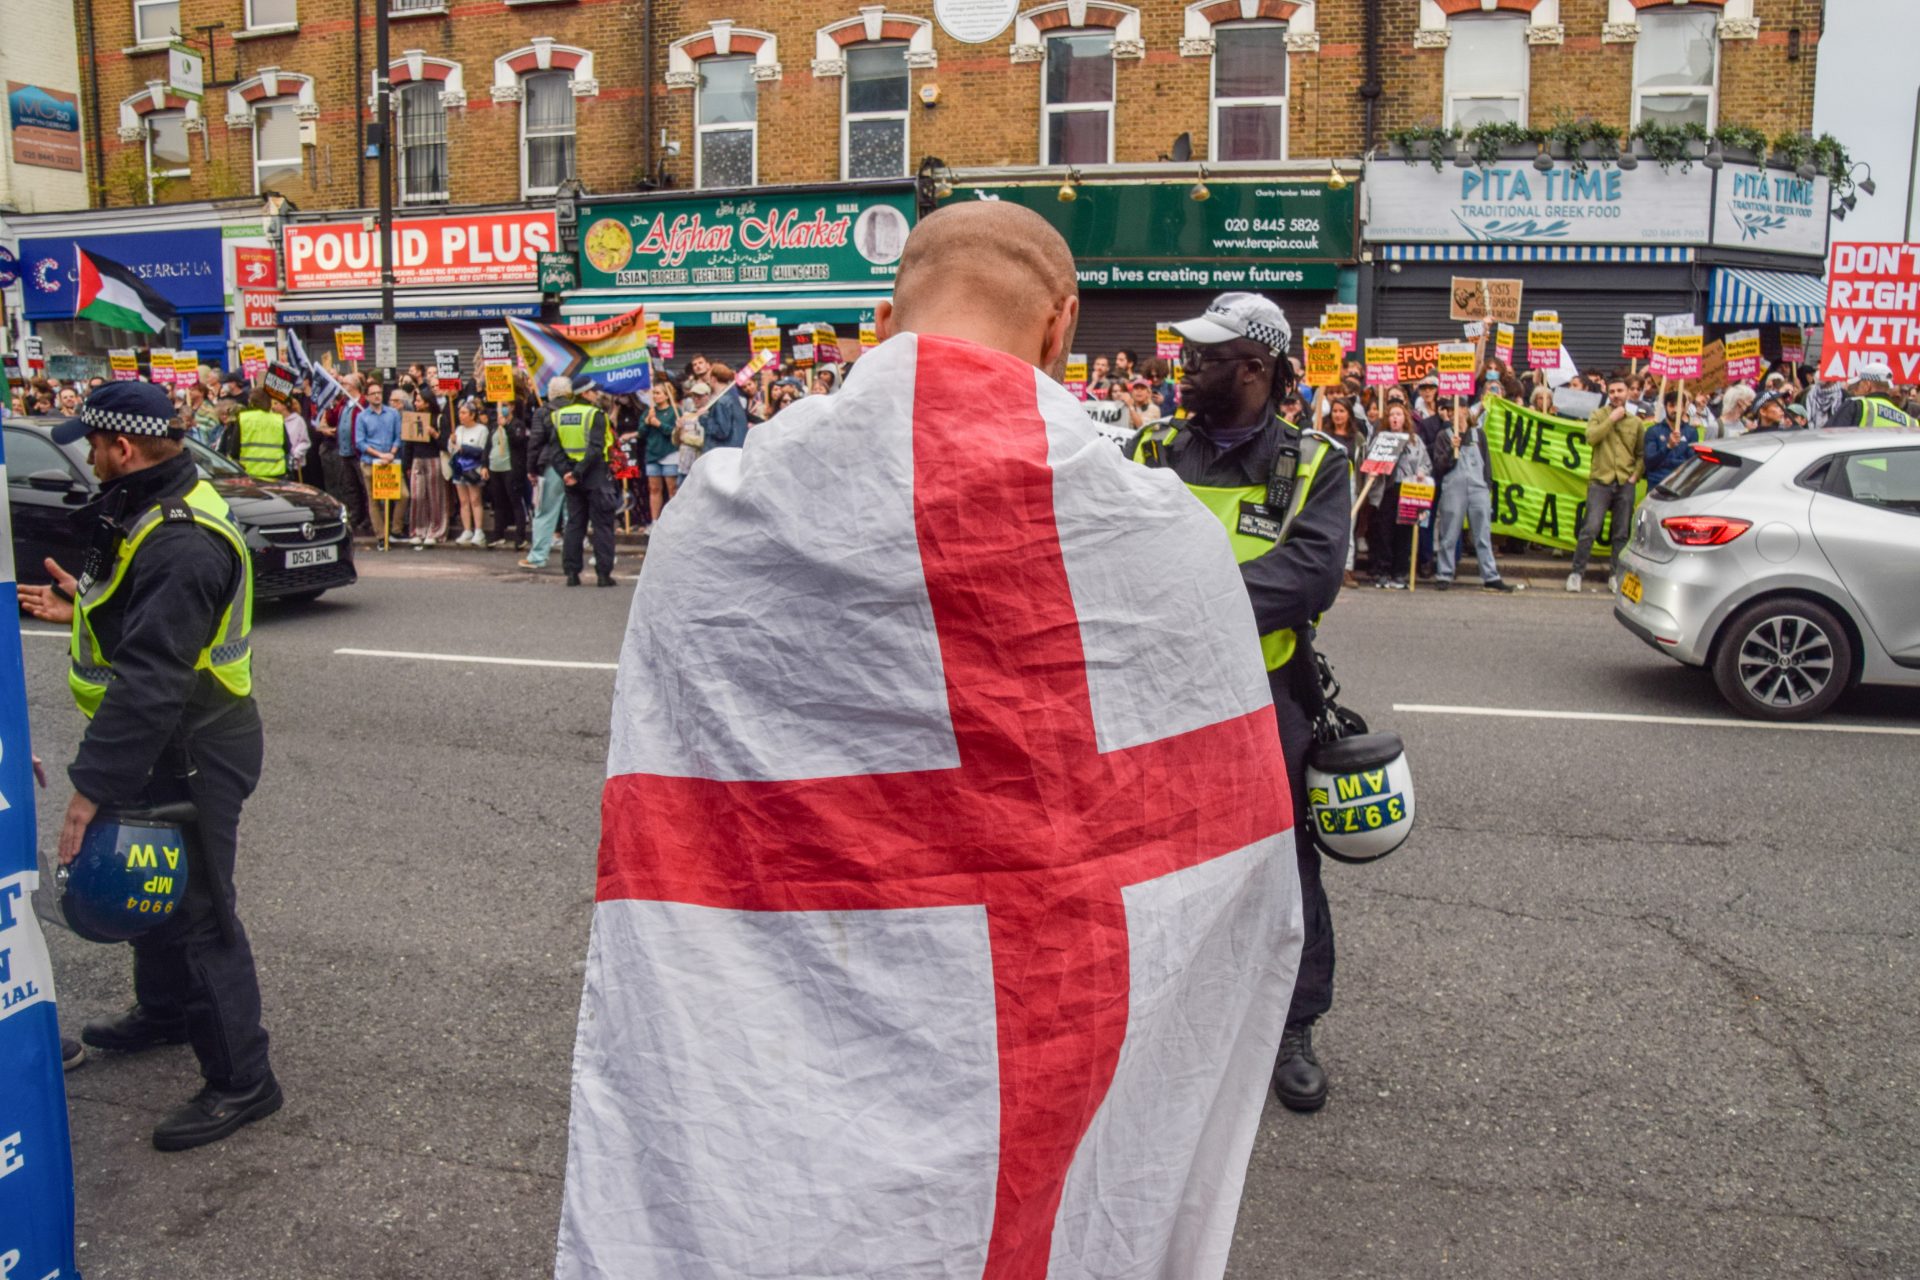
[
  {"xmin": 508, "ymin": 307, "xmax": 653, "ymax": 397},
  {"xmin": 1481, "ymin": 397, "xmax": 1644, "ymax": 553}
]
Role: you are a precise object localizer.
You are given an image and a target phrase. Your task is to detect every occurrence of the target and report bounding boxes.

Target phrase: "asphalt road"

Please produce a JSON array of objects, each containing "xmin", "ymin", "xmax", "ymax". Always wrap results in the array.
[{"xmin": 24, "ymin": 549, "xmax": 1919, "ymax": 1280}]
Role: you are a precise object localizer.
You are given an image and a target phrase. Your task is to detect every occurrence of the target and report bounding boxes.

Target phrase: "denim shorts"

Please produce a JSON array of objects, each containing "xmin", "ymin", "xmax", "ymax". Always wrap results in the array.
[{"xmin": 645, "ymin": 460, "xmax": 680, "ymax": 478}]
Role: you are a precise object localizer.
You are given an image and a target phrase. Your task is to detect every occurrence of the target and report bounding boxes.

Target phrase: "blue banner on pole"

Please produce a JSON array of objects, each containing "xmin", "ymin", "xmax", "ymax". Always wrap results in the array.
[{"xmin": 0, "ymin": 398, "xmax": 82, "ymax": 1278}]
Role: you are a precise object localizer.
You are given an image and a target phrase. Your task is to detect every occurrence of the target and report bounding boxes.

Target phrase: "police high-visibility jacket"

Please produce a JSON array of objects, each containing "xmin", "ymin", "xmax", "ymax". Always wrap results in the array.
[
  {"xmin": 235, "ymin": 408, "xmax": 289, "ymax": 479},
  {"xmin": 69, "ymin": 479, "xmax": 253, "ymax": 718},
  {"xmin": 1848, "ymin": 395, "xmax": 1918, "ymax": 429},
  {"xmin": 552, "ymin": 400, "xmax": 615, "ymax": 475},
  {"xmin": 1132, "ymin": 417, "xmax": 1351, "ymax": 674}
]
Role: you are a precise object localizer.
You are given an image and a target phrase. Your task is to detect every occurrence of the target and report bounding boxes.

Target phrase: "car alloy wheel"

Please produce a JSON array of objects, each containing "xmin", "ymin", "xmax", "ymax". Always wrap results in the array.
[{"xmin": 1712, "ymin": 597, "xmax": 1853, "ymax": 722}]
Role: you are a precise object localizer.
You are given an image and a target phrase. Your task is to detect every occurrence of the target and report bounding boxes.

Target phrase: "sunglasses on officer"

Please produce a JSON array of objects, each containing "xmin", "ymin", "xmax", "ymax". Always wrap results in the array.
[{"xmin": 1181, "ymin": 343, "xmax": 1265, "ymax": 376}]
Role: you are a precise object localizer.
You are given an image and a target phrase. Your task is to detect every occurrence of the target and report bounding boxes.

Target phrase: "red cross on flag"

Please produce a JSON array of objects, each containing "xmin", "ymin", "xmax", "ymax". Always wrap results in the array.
[{"xmin": 559, "ymin": 333, "xmax": 1303, "ymax": 1280}]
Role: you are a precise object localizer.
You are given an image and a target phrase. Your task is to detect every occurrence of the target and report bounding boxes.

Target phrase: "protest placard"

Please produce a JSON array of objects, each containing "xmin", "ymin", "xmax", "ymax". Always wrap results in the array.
[
  {"xmin": 1527, "ymin": 317, "xmax": 1562, "ymax": 371},
  {"xmin": 657, "ymin": 319, "xmax": 676, "ymax": 359},
  {"xmin": 148, "ymin": 349, "xmax": 175, "ymax": 387},
  {"xmin": 1436, "ymin": 343, "xmax": 1475, "ymax": 397},
  {"xmin": 792, "ymin": 325, "xmax": 816, "ymax": 367},
  {"xmin": 1360, "ymin": 432, "xmax": 1407, "ymax": 477},
  {"xmin": 1063, "ymin": 355, "xmax": 1088, "ymax": 399},
  {"xmin": 1155, "ymin": 325, "xmax": 1182, "ymax": 362},
  {"xmin": 1724, "ymin": 330, "xmax": 1762, "ymax": 383},
  {"xmin": 750, "ymin": 323, "xmax": 782, "ymax": 370},
  {"xmin": 1397, "ymin": 479, "xmax": 1435, "ymax": 524},
  {"xmin": 370, "ymin": 463, "xmax": 406, "ymax": 501},
  {"xmin": 1395, "ymin": 340, "xmax": 1443, "ymax": 384},
  {"xmin": 401, "ymin": 410, "xmax": 437, "ymax": 443},
  {"xmin": 480, "ymin": 328, "xmax": 512, "ymax": 362},
  {"xmin": 1819, "ymin": 242, "xmax": 1920, "ymax": 380},
  {"xmin": 814, "ymin": 323, "xmax": 842, "ymax": 365},
  {"xmin": 1494, "ymin": 323, "xmax": 1515, "ymax": 367},
  {"xmin": 263, "ymin": 362, "xmax": 297, "ymax": 401},
  {"xmin": 109, "ymin": 349, "xmax": 139, "ymax": 381},
  {"xmin": 1779, "ymin": 323, "xmax": 1805, "ymax": 364},
  {"xmin": 1621, "ymin": 314, "xmax": 1653, "ymax": 360},
  {"xmin": 1449, "ymin": 277, "xmax": 1524, "ymax": 324},
  {"xmin": 1304, "ymin": 338, "xmax": 1343, "ymax": 387},
  {"xmin": 1320, "ymin": 305, "xmax": 1358, "ymax": 353},
  {"xmin": 1655, "ymin": 315, "xmax": 1702, "ymax": 379},
  {"xmin": 434, "ymin": 350, "xmax": 461, "ymax": 394},
  {"xmin": 172, "ymin": 350, "xmax": 198, "ymax": 388},
  {"xmin": 484, "ymin": 362, "xmax": 515, "ymax": 403},
  {"xmin": 335, "ymin": 326, "xmax": 365, "ymax": 362},
  {"xmin": 239, "ymin": 343, "xmax": 267, "ymax": 382},
  {"xmin": 1364, "ymin": 339, "xmax": 1399, "ymax": 388}
]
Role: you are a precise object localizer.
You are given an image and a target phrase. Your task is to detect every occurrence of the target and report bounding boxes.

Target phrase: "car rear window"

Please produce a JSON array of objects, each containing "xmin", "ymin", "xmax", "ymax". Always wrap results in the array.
[{"xmin": 1654, "ymin": 453, "xmax": 1748, "ymax": 499}]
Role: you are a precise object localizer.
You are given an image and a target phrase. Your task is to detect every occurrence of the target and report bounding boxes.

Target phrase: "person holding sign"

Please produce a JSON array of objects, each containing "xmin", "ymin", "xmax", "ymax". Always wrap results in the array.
[
  {"xmin": 1430, "ymin": 404, "xmax": 1519, "ymax": 594},
  {"xmin": 17, "ymin": 382, "xmax": 281, "ymax": 1152},
  {"xmin": 1569, "ymin": 377, "xmax": 1648, "ymax": 593},
  {"xmin": 1644, "ymin": 388, "xmax": 1699, "ymax": 486},
  {"xmin": 1130, "ymin": 291, "xmax": 1353, "ymax": 1114}
]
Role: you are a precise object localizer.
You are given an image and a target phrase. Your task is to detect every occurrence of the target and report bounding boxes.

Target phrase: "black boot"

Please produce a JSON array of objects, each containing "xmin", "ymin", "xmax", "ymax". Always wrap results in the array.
[
  {"xmin": 152, "ymin": 1073, "xmax": 284, "ymax": 1152},
  {"xmin": 81, "ymin": 1004, "xmax": 190, "ymax": 1054},
  {"xmin": 1273, "ymin": 1023, "xmax": 1328, "ymax": 1113},
  {"xmin": 565, "ymin": 572, "xmax": 582, "ymax": 586},
  {"xmin": 595, "ymin": 573, "xmax": 617, "ymax": 587}
]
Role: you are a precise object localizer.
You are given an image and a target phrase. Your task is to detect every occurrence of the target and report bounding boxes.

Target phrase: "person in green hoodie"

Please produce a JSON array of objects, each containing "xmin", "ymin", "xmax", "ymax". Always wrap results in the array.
[{"xmin": 1569, "ymin": 374, "xmax": 1648, "ymax": 594}]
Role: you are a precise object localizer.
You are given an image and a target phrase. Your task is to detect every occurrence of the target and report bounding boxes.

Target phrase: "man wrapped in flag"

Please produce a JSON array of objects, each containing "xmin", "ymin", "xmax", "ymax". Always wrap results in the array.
[
  {"xmin": 559, "ymin": 202, "xmax": 1304, "ymax": 1280},
  {"xmin": 75, "ymin": 247, "xmax": 177, "ymax": 336}
]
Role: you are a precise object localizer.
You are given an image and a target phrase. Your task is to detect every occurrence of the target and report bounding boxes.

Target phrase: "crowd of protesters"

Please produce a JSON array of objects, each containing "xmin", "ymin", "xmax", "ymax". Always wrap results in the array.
[{"xmin": 8, "ymin": 336, "xmax": 1906, "ymax": 584}]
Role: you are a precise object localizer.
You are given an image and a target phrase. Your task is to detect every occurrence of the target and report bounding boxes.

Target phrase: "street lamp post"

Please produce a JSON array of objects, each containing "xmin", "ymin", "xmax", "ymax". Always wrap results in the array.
[{"xmin": 375, "ymin": 0, "xmax": 396, "ymax": 374}]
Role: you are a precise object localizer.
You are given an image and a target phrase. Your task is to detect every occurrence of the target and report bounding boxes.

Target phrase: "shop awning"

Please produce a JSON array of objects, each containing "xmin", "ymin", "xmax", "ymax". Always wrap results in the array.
[
  {"xmin": 274, "ymin": 287, "xmax": 543, "ymax": 323},
  {"xmin": 1374, "ymin": 243, "xmax": 1694, "ymax": 264},
  {"xmin": 1708, "ymin": 267, "xmax": 1827, "ymax": 325},
  {"xmin": 559, "ymin": 293, "xmax": 890, "ymax": 326}
]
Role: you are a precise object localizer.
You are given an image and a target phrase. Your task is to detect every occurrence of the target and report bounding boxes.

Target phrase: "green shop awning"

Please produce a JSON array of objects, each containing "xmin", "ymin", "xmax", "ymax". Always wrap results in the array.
[{"xmin": 559, "ymin": 293, "xmax": 887, "ymax": 327}]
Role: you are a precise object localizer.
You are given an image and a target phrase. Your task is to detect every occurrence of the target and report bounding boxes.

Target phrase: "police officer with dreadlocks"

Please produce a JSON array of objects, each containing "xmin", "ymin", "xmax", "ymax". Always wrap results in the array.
[
  {"xmin": 19, "ymin": 381, "xmax": 281, "ymax": 1151},
  {"xmin": 1131, "ymin": 293, "xmax": 1352, "ymax": 1113}
]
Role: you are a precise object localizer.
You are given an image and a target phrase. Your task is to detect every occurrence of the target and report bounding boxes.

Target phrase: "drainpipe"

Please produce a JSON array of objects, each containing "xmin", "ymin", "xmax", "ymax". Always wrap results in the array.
[
  {"xmin": 642, "ymin": 0, "xmax": 655, "ymax": 187},
  {"xmin": 1360, "ymin": 0, "xmax": 1382, "ymax": 153},
  {"xmin": 81, "ymin": 0, "xmax": 105, "ymax": 205},
  {"xmin": 354, "ymin": 0, "xmax": 366, "ymax": 207}
]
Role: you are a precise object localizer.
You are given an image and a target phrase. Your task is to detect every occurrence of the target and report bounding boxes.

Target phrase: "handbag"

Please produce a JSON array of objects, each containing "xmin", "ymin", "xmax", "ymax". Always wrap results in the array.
[{"xmin": 676, "ymin": 414, "xmax": 706, "ymax": 448}]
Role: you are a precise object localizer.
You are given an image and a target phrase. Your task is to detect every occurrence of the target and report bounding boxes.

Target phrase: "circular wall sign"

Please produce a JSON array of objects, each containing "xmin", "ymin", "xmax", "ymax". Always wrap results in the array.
[{"xmin": 934, "ymin": 0, "xmax": 1019, "ymax": 44}]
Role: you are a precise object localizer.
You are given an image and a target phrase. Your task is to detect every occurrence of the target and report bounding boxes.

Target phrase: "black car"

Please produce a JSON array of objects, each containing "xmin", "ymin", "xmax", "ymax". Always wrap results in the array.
[{"xmin": 7, "ymin": 416, "xmax": 357, "ymax": 603}]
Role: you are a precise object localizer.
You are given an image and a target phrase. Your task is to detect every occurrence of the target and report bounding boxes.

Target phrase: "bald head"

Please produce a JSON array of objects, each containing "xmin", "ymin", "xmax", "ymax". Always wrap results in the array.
[{"xmin": 878, "ymin": 202, "xmax": 1081, "ymax": 377}]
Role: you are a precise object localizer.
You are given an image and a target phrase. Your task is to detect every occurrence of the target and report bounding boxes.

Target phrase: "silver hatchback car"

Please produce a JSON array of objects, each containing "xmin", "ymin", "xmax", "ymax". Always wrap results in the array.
[{"xmin": 1613, "ymin": 427, "xmax": 1920, "ymax": 720}]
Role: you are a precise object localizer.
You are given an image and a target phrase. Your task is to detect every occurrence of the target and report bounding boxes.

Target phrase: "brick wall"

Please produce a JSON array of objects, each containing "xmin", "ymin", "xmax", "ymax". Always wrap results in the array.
[
  {"xmin": 75, "ymin": 0, "xmax": 1825, "ymax": 211},
  {"xmin": 1, "ymin": 0, "xmax": 90, "ymax": 212}
]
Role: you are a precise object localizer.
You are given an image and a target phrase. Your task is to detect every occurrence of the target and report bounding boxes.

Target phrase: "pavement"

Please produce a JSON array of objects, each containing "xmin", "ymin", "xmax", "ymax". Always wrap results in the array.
[{"xmin": 23, "ymin": 550, "xmax": 1919, "ymax": 1280}]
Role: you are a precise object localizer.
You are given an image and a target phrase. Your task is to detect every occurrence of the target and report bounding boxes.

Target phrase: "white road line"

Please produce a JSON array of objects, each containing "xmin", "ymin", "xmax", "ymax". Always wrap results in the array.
[
  {"xmin": 1393, "ymin": 703, "xmax": 1920, "ymax": 738},
  {"xmin": 335, "ymin": 647, "xmax": 618, "ymax": 671},
  {"xmin": 20, "ymin": 629, "xmax": 68, "ymax": 638}
]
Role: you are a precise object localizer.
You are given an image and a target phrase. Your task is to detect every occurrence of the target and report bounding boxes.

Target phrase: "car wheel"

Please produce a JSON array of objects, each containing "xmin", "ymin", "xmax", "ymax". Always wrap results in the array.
[{"xmin": 1711, "ymin": 597, "xmax": 1852, "ymax": 721}]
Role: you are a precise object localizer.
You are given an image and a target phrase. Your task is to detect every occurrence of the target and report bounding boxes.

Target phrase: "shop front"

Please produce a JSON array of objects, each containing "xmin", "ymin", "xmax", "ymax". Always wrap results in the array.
[
  {"xmin": 15, "ymin": 218, "xmax": 231, "ymax": 380},
  {"xmin": 560, "ymin": 183, "xmax": 916, "ymax": 372},
  {"xmin": 1362, "ymin": 156, "xmax": 1830, "ymax": 373},
  {"xmin": 274, "ymin": 206, "xmax": 558, "ymax": 373},
  {"xmin": 944, "ymin": 171, "xmax": 1359, "ymax": 363}
]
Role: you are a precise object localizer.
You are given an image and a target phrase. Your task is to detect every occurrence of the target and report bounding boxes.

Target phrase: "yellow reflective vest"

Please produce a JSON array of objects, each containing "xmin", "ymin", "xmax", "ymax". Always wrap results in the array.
[
  {"xmin": 236, "ymin": 409, "xmax": 288, "ymax": 479},
  {"xmin": 552, "ymin": 402, "xmax": 612, "ymax": 463},
  {"xmin": 1855, "ymin": 395, "xmax": 1917, "ymax": 429},
  {"xmin": 69, "ymin": 480, "xmax": 253, "ymax": 717},
  {"xmin": 1132, "ymin": 423, "xmax": 1340, "ymax": 672}
]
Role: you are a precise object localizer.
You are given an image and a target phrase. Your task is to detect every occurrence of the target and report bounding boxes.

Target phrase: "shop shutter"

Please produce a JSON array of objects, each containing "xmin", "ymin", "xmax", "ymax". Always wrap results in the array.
[{"xmin": 1074, "ymin": 289, "xmax": 1337, "ymax": 373}]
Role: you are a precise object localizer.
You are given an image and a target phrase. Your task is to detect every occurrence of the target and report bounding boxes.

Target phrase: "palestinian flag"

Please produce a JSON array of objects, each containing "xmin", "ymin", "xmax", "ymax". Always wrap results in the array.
[{"xmin": 76, "ymin": 248, "xmax": 176, "ymax": 336}]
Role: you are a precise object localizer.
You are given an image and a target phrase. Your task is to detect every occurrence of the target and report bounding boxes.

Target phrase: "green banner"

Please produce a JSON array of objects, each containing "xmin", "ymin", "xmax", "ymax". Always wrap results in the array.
[
  {"xmin": 575, "ymin": 190, "xmax": 916, "ymax": 292},
  {"xmin": 946, "ymin": 179, "xmax": 1356, "ymax": 289},
  {"xmin": 1482, "ymin": 397, "xmax": 1645, "ymax": 553}
]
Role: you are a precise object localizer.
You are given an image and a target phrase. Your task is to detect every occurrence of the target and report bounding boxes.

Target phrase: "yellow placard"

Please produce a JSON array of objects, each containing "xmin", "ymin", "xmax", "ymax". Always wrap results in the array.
[
  {"xmin": 1666, "ymin": 332, "xmax": 1703, "ymax": 358},
  {"xmin": 369, "ymin": 462, "xmax": 406, "ymax": 501},
  {"xmin": 750, "ymin": 325, "xmax": 781, "ymax": 356},
  {"xmin": 484, "ymin": 362, "xmax": 515, "ymax": 403},
  {"xmin": 1320, "ymin": 305, "xmax": 1357, "ymax": 333},
  {"xmin": 334, "ymin": 326, "xmax": 365, "ymax": 361},
  {"xmin": 171, "ymin": 351, "xmax": 198, "ymax": 383},
  {"xmin": 239, "ymin": 343, "xmax": 266, "ymax": 365},
  {"xmin": 108, "ymin": 350, "xmax": 139, "ymax": 378},
  {"xmin": 1436, "ymin": 346, "xmax": 1474, "ymax": 376},
  {"xmin": 1398, "ymin": 480, "xmax": 1436, "ymax": 504},
  {"xmin": 645, "ymin": 315, "xmax": 660, "ymax": 346},
  {"xmin": 859, "ymin": 322, "xmax": 879, "ymax": 348},
  {"xmin": 1724, "ymin": 332, "xmax": 1761, "ymax": 361},
  {"xmin": 1063, "ymin": 355, "xmax": 1088, "ymax": 386},
  {"xmin": 1363, "ymin": 339, "xmax": 1398, "ymax": 367},
  {"xmin": 1304, "ymin": 338, "xmax": 1343, "ymax": 387},
  {"xmin": 1527, "ymin": 322, "xmax": 1563, "ymax": 352}
]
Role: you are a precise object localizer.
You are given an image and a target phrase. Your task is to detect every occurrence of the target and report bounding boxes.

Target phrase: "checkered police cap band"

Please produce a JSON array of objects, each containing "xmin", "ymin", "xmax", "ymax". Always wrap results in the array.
[
  {"xmin": 1244, "ymin": 320, "xmax": 1289, "ymax": 356},
  {"xmin": 80, "ymin": 403, "xmax": 176, "ymax": 437}
]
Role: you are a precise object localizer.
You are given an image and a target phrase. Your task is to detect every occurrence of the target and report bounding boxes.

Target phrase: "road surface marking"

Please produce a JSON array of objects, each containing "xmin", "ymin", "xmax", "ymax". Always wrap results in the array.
[
  {"xmin": 20, "ymin": 629, "xmax": 68, "ymax": 638},
  {"xmin": 1393, "ymin": 703, "xmax": 1920, "ymax": 738},
  {"xmin": 335, "ymin": 647, "xmax": 618, "ymax": 671}
]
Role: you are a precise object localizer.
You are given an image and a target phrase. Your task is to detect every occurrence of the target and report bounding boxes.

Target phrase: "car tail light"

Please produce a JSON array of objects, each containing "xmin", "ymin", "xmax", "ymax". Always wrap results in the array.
[{"xmin": 1661, "ymin": 515, "xmax": 1752, "ymax": 546}]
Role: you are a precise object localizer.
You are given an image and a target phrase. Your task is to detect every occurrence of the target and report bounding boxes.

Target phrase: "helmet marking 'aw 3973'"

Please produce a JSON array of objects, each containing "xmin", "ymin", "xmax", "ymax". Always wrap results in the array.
[{"xmin": 1304, "ymin": 732, "xmax": 1415, "ymax": 864}]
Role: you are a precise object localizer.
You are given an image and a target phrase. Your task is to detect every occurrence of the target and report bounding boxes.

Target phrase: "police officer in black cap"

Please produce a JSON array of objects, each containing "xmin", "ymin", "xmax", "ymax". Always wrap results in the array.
[{"xmin": 18, "ymin": 381, "xmax": 281, "ymax": 1151}]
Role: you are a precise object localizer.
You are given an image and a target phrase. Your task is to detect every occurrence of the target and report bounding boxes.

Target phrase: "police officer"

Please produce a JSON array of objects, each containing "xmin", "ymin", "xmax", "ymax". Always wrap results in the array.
[
  {"xmin": 18, "ymin": 381, "xmax": 281, "ymax": 1151},
  {"xmin": 1132, "ymin": 293, "xmax": 1352, "ymax": 1113},
  {"xmin": 551, "ymin": 382, "xmax": 619, "ymax": 587},
  {"xmin": 1829, "ymin": 360, "xmax": 1918, "ymax": 428},
  {"xmin": 227, "ymin": 386, "xmax": 291, "ymax": 479}
]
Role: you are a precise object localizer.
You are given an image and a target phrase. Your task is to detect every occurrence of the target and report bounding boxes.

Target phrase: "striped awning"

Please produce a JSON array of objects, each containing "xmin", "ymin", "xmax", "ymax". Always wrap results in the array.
[
  {"xmin": 1708, "ymin": 267, "xmax": 1827, "ymax": 325},
  {"xmin": 1375, "ymin": 243, "xmax": 1694, "ymax": 264}
]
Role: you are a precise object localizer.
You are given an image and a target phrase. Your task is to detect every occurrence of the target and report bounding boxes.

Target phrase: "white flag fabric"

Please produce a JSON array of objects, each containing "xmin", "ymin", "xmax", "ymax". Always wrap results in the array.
[{"xmin": 560, "ymin": 332, "xmax": 1303, "ymax": 1280}]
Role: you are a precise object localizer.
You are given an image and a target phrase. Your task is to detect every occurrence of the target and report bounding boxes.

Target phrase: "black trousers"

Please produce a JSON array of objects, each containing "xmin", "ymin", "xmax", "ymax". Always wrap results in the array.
[
  {"xmin": 486, "ymin": 469, "xmax": 526, "ymax": 543},
  {"xmin": 1367, "ymin": 485, "xmax": 1415, "ymax": 582},
  {"xmin": 128, "ymin": 707, "xmax": 271, "ymax": 1090},
  {"xmin": 1273, "ymin": 682, "xmax": 1334, "ymax": 1030},
  {"xmin": 562, "ymin": 480, "xmax": 617, "ymax": 577}
]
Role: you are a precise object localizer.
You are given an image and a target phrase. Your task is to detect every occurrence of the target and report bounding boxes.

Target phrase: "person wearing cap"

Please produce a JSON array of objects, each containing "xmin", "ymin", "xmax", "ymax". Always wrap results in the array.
[
  {"xmin": 1749, "ymin": 391, "xmax": 1796, "ymax": 433},
  {"xmin": 1830, "ymin": 361, "xmax": 1918, "ymax": 429},
  {"xmin": 548, "ymin": 377, "xmax": 620, "ymax": 587},
  {"xmin": 16, "ymin": 381, "xmax": 281, "ymax": 1152},
  {"xmin": 1131, "ymin": 291, "xmax": 1352, "ymax": 1114}
]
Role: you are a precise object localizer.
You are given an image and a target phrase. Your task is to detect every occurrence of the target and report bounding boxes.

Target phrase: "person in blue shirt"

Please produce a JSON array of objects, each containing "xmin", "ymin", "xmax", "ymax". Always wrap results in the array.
[
  {"xmin": 355, "ymin": 388, "xmax": 406, "ymax": 540},
  {"xmin": 1644, "ymin": 387, "xmax": 1698, "ymax": 487},
  {"xmin": 699, "ymin": 364, "xmax": 750, "ymax": 451}
]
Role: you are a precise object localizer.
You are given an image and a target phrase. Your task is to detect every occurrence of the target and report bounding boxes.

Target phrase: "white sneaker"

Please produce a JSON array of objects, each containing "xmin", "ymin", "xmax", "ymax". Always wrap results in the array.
[
  {"xmin": 471, "ymin": 534, "xmax": 489, "ymax": 549},
  {"xmin": 1565, "ymin": 572, "xmax": 1582, "ymax": 593}
]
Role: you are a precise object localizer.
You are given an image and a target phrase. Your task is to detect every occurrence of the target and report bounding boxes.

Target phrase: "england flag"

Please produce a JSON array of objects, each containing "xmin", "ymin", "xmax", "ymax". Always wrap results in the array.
[{"xmin": 559, "ymin": 332, "xmax": 1303, "ymax": 1280}]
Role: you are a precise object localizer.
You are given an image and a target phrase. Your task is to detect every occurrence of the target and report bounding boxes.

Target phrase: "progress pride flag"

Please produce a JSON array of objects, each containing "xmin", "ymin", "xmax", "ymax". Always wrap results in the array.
[{"xmin": 1819, "ymin": 242, "xmax": 1920, "ymax": 382}]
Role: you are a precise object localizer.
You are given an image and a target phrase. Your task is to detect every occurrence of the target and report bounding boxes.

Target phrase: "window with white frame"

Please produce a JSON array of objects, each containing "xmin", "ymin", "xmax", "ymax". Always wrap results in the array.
[
  {"xmin": 1634, "ymin": 7, "xmax": 1718, "ymax": 128},
  {"xmin": 1444, "ymin": 14, "xmax": 1527, "ymax": 129},
  {"xmin": 133, "ymin": 0, "xmax": 179, "ymax": 43},
  {"xmin": 697, "ymin": 55, "xmax": 757, "ymax": 189},
  {"xmin": 521, "ymin": 70, "xmax": 575, "ymax": 197},
  {"xmin": 245, "ymin": 0, "xmax": 296, "ymax": 28},
  {"xmin": 253, "ymin": 100, "xmax": 303, "ymax": 193},
  {"xmin": 1043, "ymin": 31, "xmax": 1113, "ymax": 166},
  {"xmin": 397, "ymin": 80, "xmax": 448, "ymax": 203},
  {"xmin": 146, "ymin": 109, "xmax": 191, "ymax": 199},
  {"xmin": 1211, "ymin": 23, "xmax": 1286, "ymax": 161},
  {"xmin": 844, "ymin": 44, "xmax": 909, "ymax": 180}
]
